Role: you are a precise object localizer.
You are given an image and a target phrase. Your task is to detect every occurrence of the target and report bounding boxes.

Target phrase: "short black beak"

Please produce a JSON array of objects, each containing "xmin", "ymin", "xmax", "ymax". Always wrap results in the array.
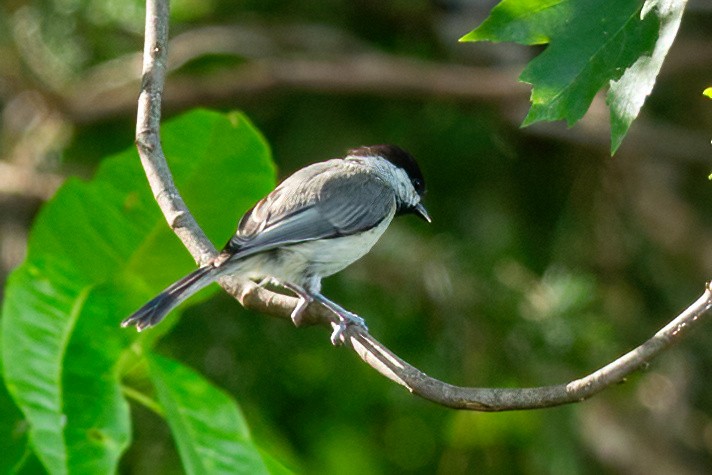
[{"xmin": 414, "ymin": 202, "xmax": 431, "ymax": 223}]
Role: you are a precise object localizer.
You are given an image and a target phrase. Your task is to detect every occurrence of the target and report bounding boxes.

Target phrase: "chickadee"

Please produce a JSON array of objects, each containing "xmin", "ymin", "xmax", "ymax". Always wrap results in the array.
[{"xmin": 121, "ymin": 144, "xmax": 430, "ymax": 344}]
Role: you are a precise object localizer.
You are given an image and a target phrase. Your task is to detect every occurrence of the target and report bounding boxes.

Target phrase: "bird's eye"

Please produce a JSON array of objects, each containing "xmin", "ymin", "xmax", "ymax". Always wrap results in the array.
[{"xmin": 412, "ymin": 178, "xmax": 423, "ymax": 190}]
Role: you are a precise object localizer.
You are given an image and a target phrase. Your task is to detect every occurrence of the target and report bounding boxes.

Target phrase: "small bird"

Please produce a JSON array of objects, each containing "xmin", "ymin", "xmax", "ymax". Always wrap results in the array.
[{"xmin": 121, "ymin": 144, "xmax": 430, "ymax": 344}]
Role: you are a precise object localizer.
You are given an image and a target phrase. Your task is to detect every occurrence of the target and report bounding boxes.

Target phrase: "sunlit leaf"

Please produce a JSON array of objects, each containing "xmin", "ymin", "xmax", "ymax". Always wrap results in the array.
[
  {"xmin": 461, "ymin": 0, "xmax": 665, "ymax": 153},
  {"xmin": 608, "ymin": 0, "xmax": 687, "ymax": 153},
  {"xmin": 1, "ymin": 109, "xmax": 275, "ymax": 474}
]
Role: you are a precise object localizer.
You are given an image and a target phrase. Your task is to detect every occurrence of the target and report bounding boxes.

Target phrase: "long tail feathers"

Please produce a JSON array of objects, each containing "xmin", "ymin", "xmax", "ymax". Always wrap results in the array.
[{"xmin": 121, "ymin": 266, "xmax": 216, "ymax": 331}]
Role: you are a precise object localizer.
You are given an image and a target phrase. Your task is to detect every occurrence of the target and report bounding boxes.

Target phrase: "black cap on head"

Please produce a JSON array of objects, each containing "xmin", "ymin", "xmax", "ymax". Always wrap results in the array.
[{"xmin": 347, "ymin": 144, "xmax": 426, "ymax": 196}]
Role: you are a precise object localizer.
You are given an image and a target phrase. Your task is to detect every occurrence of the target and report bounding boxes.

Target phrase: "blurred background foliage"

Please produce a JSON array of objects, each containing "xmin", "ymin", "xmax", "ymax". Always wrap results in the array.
[{"xmin": 2, "ymin": 0, "xmax": 712, "ymax": 473}]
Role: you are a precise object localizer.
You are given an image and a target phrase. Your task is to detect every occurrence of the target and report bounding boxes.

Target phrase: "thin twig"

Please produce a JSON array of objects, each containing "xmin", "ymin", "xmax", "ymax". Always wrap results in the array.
[{"xmin": 137, "ymin": 0, "xmax": 712, "ymax": 411}]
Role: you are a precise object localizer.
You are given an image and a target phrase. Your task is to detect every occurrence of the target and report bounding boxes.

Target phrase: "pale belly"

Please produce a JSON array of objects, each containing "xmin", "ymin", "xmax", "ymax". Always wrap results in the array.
[{"xmin": 232, "ymin": 215, "xmax": 393, "ymax": 290}]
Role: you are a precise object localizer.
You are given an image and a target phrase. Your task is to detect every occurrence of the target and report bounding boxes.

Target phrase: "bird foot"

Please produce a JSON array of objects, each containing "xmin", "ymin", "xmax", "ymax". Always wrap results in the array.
[
  {"xmin": 329, "ymin": 311, "xmax": 368, "ymax": 346},
  {"xmin": 259, "ymin": 278, "xmax": 369, "ymax": 344}
]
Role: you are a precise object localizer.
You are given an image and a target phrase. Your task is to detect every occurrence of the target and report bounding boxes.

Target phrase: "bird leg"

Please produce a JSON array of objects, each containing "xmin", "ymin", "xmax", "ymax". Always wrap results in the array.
[
  {"xmin": 264, "ymin": 279, "xmax": 313, "ymax": 327},
  {"xmin": 311, "ymin": 293, "xmax": 368, "ymax": 346},
  {"xmin": 268, "ymin": 279, "xmax": 367, "ymax": 345}
]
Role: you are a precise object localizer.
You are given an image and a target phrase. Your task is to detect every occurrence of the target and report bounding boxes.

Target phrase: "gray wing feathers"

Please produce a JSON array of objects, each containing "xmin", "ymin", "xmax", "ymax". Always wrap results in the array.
[
  {"xmin": 234, "ymin": 161, "xmax": 337, "ymax": 238},
  {"xmin": 318, "ymin": 175, "xmax": 394, "ymax": 232},
  {"xmin": 224, "ymin": 161, "xmax": 395, "ymax": 257}
]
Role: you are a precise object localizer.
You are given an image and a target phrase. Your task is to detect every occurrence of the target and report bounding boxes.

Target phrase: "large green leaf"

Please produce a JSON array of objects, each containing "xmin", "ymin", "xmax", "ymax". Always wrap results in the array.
[
  {"xmin": 148, "ymin": 354, "xmax": 272, "ymax": 475},
  {"xmin": 1, "ymin": 109, "xmax": 275, "ymax": 474},
  {"xmin": 461, "ymin": 0, "xmax": 664, "ymax": 153}
]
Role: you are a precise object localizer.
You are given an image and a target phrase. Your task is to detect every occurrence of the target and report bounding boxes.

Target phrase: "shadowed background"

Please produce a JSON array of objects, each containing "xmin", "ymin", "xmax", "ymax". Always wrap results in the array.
[{"xmin": 1, "ymin": 0, "xmax": 712, "ymax": 473}]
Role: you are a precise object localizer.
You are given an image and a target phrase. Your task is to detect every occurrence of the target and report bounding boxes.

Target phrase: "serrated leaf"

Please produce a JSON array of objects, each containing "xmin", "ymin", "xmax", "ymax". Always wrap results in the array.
[
  {"xmin": 148, "ymin": 354, "xmax": 273, "ymax": 475},
  {"xmin": 461, "ymin": 0, "xmax": 662, "ymax": 152},
  {"xmin": 460, "ymin": 0, "xmax": 570, "ymax": 45},
  {"xmin": 1, "ymin": 109, "xmax": 275, "ymax": 474},
  {"xmin": 608, "ymin": 0, "xmax": 687, "ymax": 153}
]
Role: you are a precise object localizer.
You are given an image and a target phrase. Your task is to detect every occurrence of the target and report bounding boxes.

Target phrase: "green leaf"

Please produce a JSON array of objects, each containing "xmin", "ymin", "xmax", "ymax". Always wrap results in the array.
[
  {"xmin": 1, "ymin": 109, "xmax": 275, "ymax": 474},
  {"xmin": 460, "ymin": 0, "xmax": 568, "ymax": 45},
  {"xmin": 0, "ymin": 335, "xmax": 30, "ymax": 474},
  {"xmin": 148, "ymin": 354, "xmax": 272, "ymax": 475},
  {"xmin": 703, "ymin": 87, "xmax": 712, "ymax": 99},
  {"xmin": 461, "ymin": 0, "xmax": 661, "ymax": 153},
  {"xmin": 608, "ymin": 0, "xmax": 687, "ymax": 153}
]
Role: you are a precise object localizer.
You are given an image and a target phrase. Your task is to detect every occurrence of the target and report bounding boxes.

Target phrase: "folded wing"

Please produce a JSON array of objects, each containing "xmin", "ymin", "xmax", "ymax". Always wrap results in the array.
[{"xmin": 219, "ymin": 161, "xmax": 396, "ymax": 261}]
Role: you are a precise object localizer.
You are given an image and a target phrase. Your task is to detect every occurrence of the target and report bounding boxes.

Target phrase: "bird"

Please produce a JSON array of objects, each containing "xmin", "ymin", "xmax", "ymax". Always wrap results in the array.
[{"xmin": 121, "ymin": 144, "xmax": 430, "ymax": 344}]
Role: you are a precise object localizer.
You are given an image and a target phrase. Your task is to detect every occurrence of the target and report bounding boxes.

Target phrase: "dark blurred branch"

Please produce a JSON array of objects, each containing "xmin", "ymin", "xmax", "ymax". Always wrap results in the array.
[
  {"xmin": 65, "ymin": 24, "xmax": 712, "ymax": 125},
  {"xmin": 73, "ymin": 26, "xmax": 708, "ymax": 161},
  {"xmin": 72, "ymin": 54, "xmax": 525, "ymax": 123},
  {"xmin": 137, "ymin": 0, "xmax": 712, "ymax": 411},
  {"xmin": 168, "ymin": 56, "xmax": 524, "ymax": 101}
]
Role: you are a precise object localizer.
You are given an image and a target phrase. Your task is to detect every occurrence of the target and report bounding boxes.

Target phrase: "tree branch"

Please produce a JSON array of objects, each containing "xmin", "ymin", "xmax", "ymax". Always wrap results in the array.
[
  {"xmin": 341, "ymin": 286, "xmax": 712, "ymax": 410},
  {"xmin": 136, "ymin": 0, "xmax": 215, "ymax": 265},
  {"xmin": 137, "ymin": 0, "xmax": 712, "ymax": 411}
]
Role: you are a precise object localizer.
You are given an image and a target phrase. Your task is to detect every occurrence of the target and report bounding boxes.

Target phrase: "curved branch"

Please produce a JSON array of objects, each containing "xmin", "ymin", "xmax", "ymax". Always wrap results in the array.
[
  {"xmin": 136, "ymin": 0, "xmax": 215, "ymax": 265},
  {"xmin": 342, "ymin": 287, "xmax": 712, "ymax": 410},
  {"xmin": 138, "ymin": 0, "xmax": 712, "ymax": 411}
]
